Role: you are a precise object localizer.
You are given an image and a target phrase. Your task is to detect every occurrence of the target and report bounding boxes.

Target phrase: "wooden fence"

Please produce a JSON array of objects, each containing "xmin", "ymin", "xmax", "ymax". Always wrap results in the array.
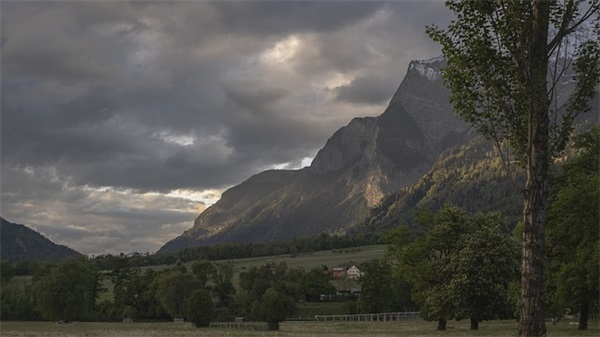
[{"xmin": 314, "ymin": 312, "xmax": 420, "ymax": 322}]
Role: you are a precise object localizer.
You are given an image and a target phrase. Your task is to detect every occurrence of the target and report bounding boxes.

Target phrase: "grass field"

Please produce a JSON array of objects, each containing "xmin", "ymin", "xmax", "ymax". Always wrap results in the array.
[
  {"xmin": 1, "ymin": 319, "xmax": 598, "ymax": 337},
  {"xmin": 229, "ymin": 244, "xmax": 386, "ymax": 271}
]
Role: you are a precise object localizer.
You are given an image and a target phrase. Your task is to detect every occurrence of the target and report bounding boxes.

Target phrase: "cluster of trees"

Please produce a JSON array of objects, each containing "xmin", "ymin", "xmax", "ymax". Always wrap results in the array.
[
  {"xmin": 426, "ymin": 0, "xmax": 599, "ymax": 335},
  {"xmin": 385, "ymin": 206, "xmax": 519, "ymax": 330},
  {"xmin": 362, "ymin": 128, "xmax": 599, "ymax": 331},
  {"xmin": 102, "ymin": 260, "xmax": 237, "ymax": 326},
  {"xmin": 0, "ymin": 257, "xmax": 235, "ymax": 326},
  {"xmin": 1, "ymin": 257, "xmax": 101, "ymax": 322},
  {"xmin": 545, "ymin": 128, "xmax": 600, "ymax": 330},
  {"xmin": 235, "ymin": 262, "xmax": 334, "ymax": 329},
  {"xmin": 1, "ymin": 258, "xmax": 343, "ymax": 330}
]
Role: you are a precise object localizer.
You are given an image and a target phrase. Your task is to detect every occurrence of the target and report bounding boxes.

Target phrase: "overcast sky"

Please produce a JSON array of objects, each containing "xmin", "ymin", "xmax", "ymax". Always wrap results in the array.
[{"xmin": 1, "ymin": 1, "xmax": 451, "ymax": 256}]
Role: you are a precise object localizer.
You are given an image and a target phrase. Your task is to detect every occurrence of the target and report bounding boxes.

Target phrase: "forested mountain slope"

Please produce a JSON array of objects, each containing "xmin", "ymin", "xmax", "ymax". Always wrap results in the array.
[{"xmin": 1, "ymin": 217, "xmax": 81, "ymax": 262}]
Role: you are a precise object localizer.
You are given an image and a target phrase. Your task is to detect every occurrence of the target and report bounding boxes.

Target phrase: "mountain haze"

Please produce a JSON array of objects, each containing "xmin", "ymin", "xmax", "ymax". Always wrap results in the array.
[{"xmin": 158, "ymin": 57, "xmax": 469, "ymax": 253}]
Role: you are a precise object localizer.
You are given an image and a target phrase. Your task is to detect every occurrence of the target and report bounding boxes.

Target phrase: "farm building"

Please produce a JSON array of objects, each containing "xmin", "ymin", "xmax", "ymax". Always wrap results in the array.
[{"xmin": 329, "ymin": 262, "xmax": 362, "ymax": 280}]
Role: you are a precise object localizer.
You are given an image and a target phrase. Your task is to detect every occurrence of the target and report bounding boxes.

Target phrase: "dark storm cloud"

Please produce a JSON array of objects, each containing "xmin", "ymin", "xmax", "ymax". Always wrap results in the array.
[
  {"xmin": 334, "ymin": 74, "xmax": 399, "ymax": 105},
  {"xmin": 209, "ymin": 1, "xmax": 385, "ymax": 35},
  {"xmin": 222, "ymin": 80, "xmax": 291, "ymax": 112},
  {"xmin": 1, "ymin": 1, "xmax": 450, "ymax": 254}
]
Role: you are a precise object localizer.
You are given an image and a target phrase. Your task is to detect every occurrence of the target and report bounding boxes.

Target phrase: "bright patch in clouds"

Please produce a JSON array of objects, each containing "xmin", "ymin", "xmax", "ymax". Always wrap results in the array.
[
  {"xmin": 166, "ymin": 189, "xmax": 222, "ymax": 207},
  {"xmin": 154, "ymin": 131, "xmax": 196, "ymax": 146},
  {"xmin": 261, "ymin": 35, "xmax": 302, "ymax": 64}
]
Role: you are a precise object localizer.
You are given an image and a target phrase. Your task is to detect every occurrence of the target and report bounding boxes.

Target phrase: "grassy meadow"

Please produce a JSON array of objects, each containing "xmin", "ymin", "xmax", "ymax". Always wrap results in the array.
[
  {"xmin": 146, "ymin": 244, "xmax": 387, "ymax": 274},
  {"xmin": 1, "ymin": 319, "xmax": 598, "ymax": 337}
]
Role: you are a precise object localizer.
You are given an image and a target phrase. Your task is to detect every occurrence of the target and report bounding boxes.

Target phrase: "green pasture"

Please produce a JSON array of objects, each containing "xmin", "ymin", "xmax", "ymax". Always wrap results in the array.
[
  {"xmin": 1, "ymin": 319, "xmax": 598, "ymax": 337},
  {"xmin": 229, "ymin": 244, "xmax": 385, "ymax": 271},
  {"xmin": 143, "ymin": 244, "xmax": 385, "ymax": 273}
]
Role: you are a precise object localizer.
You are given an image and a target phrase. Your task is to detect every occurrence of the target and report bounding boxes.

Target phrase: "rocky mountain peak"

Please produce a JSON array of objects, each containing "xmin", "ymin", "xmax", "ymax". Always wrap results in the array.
[
  {"xmin": 408, "ymin": 55, "xmax": 444, "ymax": 81},
  {"xmin": 157, "ymin": 56, "xmax": 470, "ymax": 254}
]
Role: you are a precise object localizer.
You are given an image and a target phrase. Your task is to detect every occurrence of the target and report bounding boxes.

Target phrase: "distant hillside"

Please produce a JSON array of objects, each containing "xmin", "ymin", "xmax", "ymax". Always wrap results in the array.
[{"xmin": 1, "ymin": 217, "xmax": 81, "ymax": 263}]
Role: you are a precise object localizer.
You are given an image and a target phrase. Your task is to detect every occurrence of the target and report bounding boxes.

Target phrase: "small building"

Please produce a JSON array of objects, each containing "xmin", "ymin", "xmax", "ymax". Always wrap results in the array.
[
  {"xmin": 329, "ymin": 262, "xmax": 362, "ymax": 280},
  {"xmin": 346, "ymin": 265, "xmax": 363, "ymax": 280},
  {"xmin": 330, "ymin": 267, "xmax": 346, "ymax": 279}
]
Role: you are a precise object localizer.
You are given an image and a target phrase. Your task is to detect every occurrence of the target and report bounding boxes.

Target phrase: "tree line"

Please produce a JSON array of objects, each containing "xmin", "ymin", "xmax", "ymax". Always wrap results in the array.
[{"xmin": 82, "ymin": 232, "xmax": 378, "ymax": 271}]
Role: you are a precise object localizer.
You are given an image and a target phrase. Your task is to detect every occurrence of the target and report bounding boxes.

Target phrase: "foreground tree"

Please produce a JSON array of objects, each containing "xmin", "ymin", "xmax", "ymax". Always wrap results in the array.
[
  {"xmin": 448, "ymin": 212, "xmax": 520, "ymax": 330},
  {"xmin": 156, "ymin": 270, "xmax": 200, "ymax": 319},
  {"xmin": 33, "ymin": 258, "xmax": 103, "ymax": 321},
  {"xmin": 427, "ymin": 2, "xmax": 599, "ymax": 336},
  {"xmin": 547, "ymin": 128, "xmax": 599, "ymax": 330},
  {"xmin": 388, "ymin": 206, "xmax": 520, "ymax": 330},
  {"xmin": 387, "ymin": 206, "xmax": 469, "ymax": 330},
  {"xmin": 262, "ymin": 287, "xmax": 287, "ymax": 330}
]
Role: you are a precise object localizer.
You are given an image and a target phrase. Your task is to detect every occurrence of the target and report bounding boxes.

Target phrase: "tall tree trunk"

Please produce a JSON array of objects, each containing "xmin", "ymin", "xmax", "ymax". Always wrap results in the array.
[
  {"xmin": 518, "ymin": 1, "xmax": 550, "ymax": 337},
  {"xmin": 470, "ymin": 318, "xmax": 479, "ymax": 330},
  {"xmin": 437, "ymin": 317, "xmax": 447, "ymax": 331},
  {"xmin": 578, "ymin": 301, "xmax": 589, "ymax": 330}
]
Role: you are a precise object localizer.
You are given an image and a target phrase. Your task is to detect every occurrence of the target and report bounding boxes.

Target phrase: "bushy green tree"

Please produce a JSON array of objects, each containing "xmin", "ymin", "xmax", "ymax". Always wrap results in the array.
[
  {"xmin": 211, "ymin": 261, "xmax": 236, "ymax": 320},
  {"xmin": 1, "ymin": 261, "xmax": 15, "ymax": 286},
  {"xmin": 388, "ymin": 206, "xmax": 519, "ymax": 330},
  {"xmin": 113, "ymin": 267, "xmax": 141, "ymax": 309},
  {"xmin": 191, "ymin": 260, "xmax": 216, "ymax": 288},
  {"xmin": 387, "ymin": 206, "xmax": 469, "ymax": 330},
  {"xmin": 301, "ymin": 267, "xmax": 335, "ymax": 302},
  {"xmin": 262, "ymin": 287, "xmax": 286, "ymax": 330},
  {"xmin": 186, "ymin": 288, "xmax": 214, "ymax": 327},
  {"xmin": 1, "ymin": 281, "xmax": 39, "ymax": 321},
  {"xmin": 141, "ymin": 269, "xmax": 169, "ymax": 319},
  {"xmin": 33, "ymin": 257, "xmax": 103, "ymax": 321},
  {"xmin": 427, "ymin": 2, "xmax": 599, "ymax": 336},
  {"xmin": 358, "ymin": 258, "xmax": 415, "ymax": 314},
  {"xmin": 235, "ymin": 262, "xmax": 301, "ymax": 321},
  {"xmin": 547, "ymin": 127, "xmax": 599, "ymax": 330},
  {"xmin": 357, "ymin": 259, "xmax": 393, "ymax": 313},
  {"xmin": 156, "ymin": 270, "xmax": 200, "ymax": 318},
  {"xmin": 447, "ymin": 213, "xmax": 519, "ymax": 329}
]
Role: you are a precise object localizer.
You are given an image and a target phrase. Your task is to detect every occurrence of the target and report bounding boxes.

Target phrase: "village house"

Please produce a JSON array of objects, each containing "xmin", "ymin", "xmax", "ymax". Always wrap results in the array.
[
  {"xmin": 346, "ymin": 265, "xmax": 363, "ymax": 280},
  {"xmin": 329, "ymin": 262, "xmax": 362, "ymax": 280}
]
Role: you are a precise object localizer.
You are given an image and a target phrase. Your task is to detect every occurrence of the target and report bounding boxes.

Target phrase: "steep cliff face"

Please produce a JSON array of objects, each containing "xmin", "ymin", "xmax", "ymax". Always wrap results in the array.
[{"xmin": 158, "ymin": 57, "xmax": 470, "ymax": 254}]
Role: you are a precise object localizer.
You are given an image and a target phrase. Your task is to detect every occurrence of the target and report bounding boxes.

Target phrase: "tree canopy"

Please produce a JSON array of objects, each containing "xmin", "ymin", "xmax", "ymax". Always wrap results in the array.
[
  {"xmin": 33, "ymin": 258, "xmax": 103, "ymax": 321},
  {"xmin": 387, "ymin": 206, "xmax": 519, "ymax": 330},
  {"xmin": 427, "ymin": 1, "xmax": 599, "ymax": 335},
  {"xmin": 547, "ymin": 127, "xmax": 599, "ymax": 330}
]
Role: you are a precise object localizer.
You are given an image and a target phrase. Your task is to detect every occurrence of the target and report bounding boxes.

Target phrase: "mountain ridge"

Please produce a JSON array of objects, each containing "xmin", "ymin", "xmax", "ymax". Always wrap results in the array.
[
  {"xmin": 158, "ymin": 56, "xmax": 470, "ymax": 254},
  {"xmin": 1, "ymin": 217, "xmax": 82, "ymax": 263}
]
